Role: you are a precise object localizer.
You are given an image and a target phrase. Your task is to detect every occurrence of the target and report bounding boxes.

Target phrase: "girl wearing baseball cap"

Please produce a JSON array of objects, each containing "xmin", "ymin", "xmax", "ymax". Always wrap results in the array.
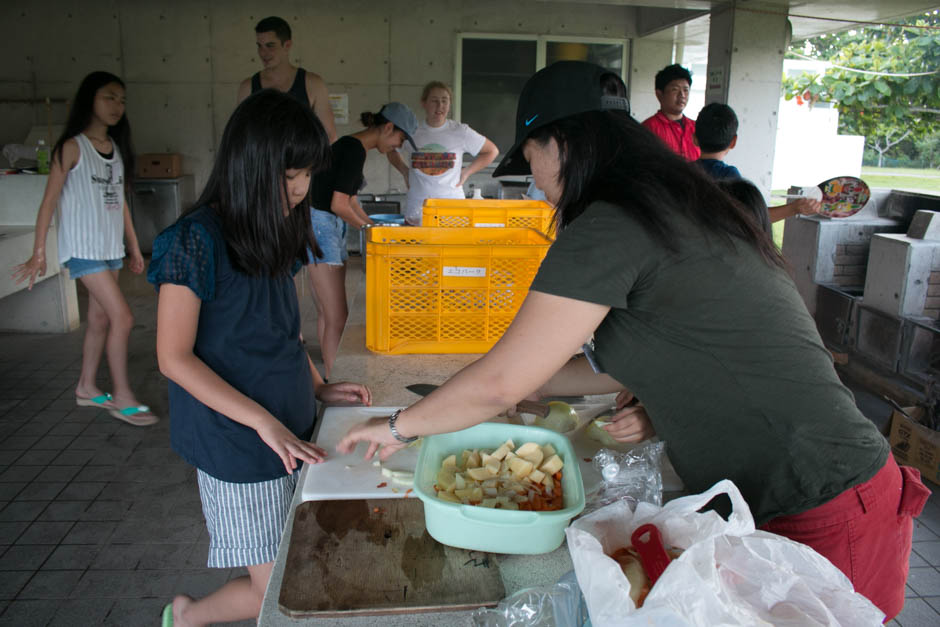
[
  {"xmin": 305, "ymin": 102, "xmax": 417, "ymax": 380},
  {"xmin": 338, "ymin": 62, "xmax": 926, "ymax": 620}
]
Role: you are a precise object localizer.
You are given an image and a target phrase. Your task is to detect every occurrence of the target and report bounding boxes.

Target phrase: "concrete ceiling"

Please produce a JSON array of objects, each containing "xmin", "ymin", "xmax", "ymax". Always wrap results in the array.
[{"xmin": 542, "ymin": 1, "xmax": 939, "ymax": 40}]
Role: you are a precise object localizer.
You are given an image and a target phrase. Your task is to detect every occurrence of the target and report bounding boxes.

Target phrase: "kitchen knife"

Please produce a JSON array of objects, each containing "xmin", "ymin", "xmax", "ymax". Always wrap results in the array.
[{"xmin": 406, "ymin": 383, "xmax": 550, "ymax": 417}]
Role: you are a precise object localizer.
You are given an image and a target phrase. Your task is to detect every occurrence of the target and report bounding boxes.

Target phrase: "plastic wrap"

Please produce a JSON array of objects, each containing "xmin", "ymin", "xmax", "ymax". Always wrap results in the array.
[
  {"xmin": 470, "ymin": 570, "xmax": 589, "ymax": 627},
  {"xmin": 2, "ymin": 144, "xmax": 39, "ymax": 169},
  {"xmin": 583, "ymin": 441, "xmax": 665, "ymax": 516}
]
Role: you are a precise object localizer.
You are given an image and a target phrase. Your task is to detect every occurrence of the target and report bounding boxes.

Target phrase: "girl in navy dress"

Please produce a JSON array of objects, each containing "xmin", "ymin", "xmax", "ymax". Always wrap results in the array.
[{"xmin": 149, "ymin": 90, "xmax": 371, "ymax": 627}]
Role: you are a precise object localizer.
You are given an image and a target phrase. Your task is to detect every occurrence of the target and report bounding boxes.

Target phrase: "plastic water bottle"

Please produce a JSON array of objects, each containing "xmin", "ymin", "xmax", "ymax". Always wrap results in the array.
[{"xmin": 36, "ymin": 140, "xmax": 50, "ymax": 174}]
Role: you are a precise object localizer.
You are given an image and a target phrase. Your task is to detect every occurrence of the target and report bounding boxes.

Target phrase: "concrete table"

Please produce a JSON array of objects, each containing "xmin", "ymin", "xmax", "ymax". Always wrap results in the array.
[{"xmin": 258, "ymin": 269, "xmax": 576, "ymax": 626}]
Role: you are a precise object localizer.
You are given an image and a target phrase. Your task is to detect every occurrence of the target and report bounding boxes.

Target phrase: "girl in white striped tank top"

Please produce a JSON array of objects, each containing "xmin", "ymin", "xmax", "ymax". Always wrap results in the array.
[{"xmin": 13, "ymin": 71, "xmax": 157, "ymax": 427}]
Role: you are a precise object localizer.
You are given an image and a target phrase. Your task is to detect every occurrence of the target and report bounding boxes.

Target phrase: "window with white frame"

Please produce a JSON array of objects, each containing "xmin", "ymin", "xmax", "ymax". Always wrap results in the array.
[{"xmin": 455, "ymin": 34, "xmax": 628, "ymax": 160}]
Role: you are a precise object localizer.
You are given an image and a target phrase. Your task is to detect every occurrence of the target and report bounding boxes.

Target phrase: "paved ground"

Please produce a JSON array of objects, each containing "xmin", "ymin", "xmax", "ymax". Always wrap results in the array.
[{"xmin": 1, "ymin": 256, "xmax": 940, "ymax": 626}]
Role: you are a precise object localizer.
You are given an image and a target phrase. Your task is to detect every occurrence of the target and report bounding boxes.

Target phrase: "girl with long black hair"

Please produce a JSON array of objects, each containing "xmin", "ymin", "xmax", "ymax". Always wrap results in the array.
[
  {"xmin": 149, "ymin": 89, "xmax": 371, "ymax": 627},
  {"xmin": 338, "ymin": 62, "xmax": 928, "ymax": 620},
  {"xmin": 13, "ymin": 71, "xmax": 155, "ymax": 425}
]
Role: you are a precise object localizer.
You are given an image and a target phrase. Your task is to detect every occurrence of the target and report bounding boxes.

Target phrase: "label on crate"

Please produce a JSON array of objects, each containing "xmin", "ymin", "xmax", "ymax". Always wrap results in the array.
[
  {"xmin": 443, "ymin": 266, "xmax": 486, "ymax": 278},
  {"xmin": 474, "ymin": 223, "xmax": 505, "ymax": 228}
]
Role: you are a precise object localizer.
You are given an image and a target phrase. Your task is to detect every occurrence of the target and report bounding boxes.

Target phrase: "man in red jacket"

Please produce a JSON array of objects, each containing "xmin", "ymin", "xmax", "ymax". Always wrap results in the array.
[{"xmin": 642, "ymin": 64, "xmax": 700, "ymax": 161}]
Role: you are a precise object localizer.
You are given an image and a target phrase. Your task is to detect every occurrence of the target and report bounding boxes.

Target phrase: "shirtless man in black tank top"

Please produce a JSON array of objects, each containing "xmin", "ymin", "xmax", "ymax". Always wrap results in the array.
[{"xmin": 236, "ymin": 16, "xmax": 338, "ymax": 142}]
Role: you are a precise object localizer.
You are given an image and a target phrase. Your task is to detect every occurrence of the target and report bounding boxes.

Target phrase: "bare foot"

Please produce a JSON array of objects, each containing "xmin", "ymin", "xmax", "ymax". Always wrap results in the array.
[{"xmin": 173, "ymin": 594, "xmax": 200, "ymax": 627}]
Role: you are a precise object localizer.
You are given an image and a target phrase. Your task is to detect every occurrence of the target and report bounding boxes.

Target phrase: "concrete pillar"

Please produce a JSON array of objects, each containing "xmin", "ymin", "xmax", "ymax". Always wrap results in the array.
[
  {"xmin": 705, "ymin": 2, "xmax": 788, "ymax": 192},
  {"xmin": 629, "ymin": 37, "xmax": 674, "ymax": 122}
]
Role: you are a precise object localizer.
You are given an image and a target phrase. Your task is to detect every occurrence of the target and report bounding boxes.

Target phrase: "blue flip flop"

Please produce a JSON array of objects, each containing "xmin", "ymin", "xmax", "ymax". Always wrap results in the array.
[
  {"xmin": 161, "ymin": 603, "xmax": 173, "ymax": 627},
  {"xmin": 76, "ymin": 393, "xmax": 112, "ymax": 409},
  {"xmin": 109, "ymin": 404, "xmax": 159, "ymax": 427}
]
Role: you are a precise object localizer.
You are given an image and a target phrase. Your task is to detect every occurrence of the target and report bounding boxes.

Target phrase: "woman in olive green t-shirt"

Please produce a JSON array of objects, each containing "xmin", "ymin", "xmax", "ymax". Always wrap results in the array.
[{"xmin": 338, "ymin": 62, "xmax": 928, "ymax": 620}]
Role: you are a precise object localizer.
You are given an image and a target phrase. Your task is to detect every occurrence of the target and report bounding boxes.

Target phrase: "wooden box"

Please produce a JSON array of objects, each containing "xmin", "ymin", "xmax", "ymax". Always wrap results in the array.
[{"xmin": 137, "ymin": 153, "xmax": 182, "ymax": 178}]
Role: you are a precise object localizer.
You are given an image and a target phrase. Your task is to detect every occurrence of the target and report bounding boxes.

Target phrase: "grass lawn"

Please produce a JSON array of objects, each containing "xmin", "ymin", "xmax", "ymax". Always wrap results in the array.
[{"xmin": 860, "ymin": 166, "xmax": 940, "ymax": 195}]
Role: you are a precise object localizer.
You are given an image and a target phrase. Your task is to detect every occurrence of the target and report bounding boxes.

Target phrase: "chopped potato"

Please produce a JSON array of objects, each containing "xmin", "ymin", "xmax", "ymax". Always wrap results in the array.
[
  {"xmin": 432, "ymin": 439, "xmax": 565, "ymax": 510},
  {"xmin": 437, "ymin": 467, "xmax": 456, "ymax": 492},
  {"xmin": 491, "ymin": 440, "xmax": 514, "ymax": 460},
  {"xmin": 515, "ymin": 442, "xmax": 540, "ymax": 458},
  {"xmin": 467, "ymin": 450, "xmax": 482, "ymax": 469},
  {"xmin": 484, "ymin": 457, "xmax": 501, "ymax": 476},
  {"xmin": 467, "ymin": 466, "xmax": 497, "ymax": 481},
  {"xmin": 438, "ymin": 491, "xmax": 460, "ymax": 503},
  {"xmin": 508, "ymin": 457, "xmax": 534, "ymax": 480},
  {"xmin": 540, "ymin": 454, "xmax": 563, "ymax": 476}
]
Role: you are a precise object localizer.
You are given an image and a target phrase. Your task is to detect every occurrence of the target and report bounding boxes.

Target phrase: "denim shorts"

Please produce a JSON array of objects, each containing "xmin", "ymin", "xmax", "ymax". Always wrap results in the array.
[
  {"xmin": 308, "ymin": 208, "xmax": 349, "ymax": 266},
  {"xmin": 65, "ymin": 257, "xmax": 123, "ymax": 280}
]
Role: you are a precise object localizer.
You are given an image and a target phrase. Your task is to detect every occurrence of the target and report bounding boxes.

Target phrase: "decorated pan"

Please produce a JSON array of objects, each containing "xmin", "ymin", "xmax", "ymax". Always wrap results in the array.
[{"xmin": 817, "ymin": 176, "xmax": 871, "ymax": 218}]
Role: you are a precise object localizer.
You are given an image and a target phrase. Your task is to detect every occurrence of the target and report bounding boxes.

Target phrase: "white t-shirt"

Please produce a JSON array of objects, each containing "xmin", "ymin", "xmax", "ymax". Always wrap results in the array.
[{"xmin": 399, "ymin": 119, "xmax": 487, "ymax": 223}]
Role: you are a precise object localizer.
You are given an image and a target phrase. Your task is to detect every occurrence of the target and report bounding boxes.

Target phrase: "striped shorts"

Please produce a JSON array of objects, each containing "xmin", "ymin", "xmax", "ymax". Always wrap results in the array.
[{"xmin": 196, "ymin": 469, "xmax": 298, "ymax": 568}]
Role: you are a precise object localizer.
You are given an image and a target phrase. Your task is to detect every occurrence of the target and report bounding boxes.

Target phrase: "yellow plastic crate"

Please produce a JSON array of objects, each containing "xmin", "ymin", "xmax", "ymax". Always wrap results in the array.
[
  {"xmin": 366, "ymin": 226, "xmax": 552, "ymax": 354},
  {"xmin": 422, "ymin": 199, "xmax": 556, "ymax": 238}
]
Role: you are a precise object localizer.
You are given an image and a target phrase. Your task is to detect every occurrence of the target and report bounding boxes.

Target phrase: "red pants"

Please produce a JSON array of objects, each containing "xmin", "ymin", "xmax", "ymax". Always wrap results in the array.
[{"xmin": 760, "ymin": 455, "xmax": 931, "ymax": 621}]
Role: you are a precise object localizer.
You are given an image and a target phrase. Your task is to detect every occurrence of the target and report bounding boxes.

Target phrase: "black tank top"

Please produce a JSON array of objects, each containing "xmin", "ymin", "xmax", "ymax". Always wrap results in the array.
[{"xmin": 250, "ymin": 68, "xmax": 310, "ymax": 107}]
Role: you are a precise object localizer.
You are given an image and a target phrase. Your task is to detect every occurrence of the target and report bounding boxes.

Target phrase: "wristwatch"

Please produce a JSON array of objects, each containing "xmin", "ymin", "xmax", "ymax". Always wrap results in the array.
[{"xmin": 388, "ymin": 408, "xmax": 418, "ymax": 444}]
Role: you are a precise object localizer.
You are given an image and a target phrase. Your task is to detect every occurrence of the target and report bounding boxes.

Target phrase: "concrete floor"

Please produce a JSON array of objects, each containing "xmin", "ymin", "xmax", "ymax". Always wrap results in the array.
[{"xmin": 1, "ymin": 256, "xmax": 940, "ymax": 626}]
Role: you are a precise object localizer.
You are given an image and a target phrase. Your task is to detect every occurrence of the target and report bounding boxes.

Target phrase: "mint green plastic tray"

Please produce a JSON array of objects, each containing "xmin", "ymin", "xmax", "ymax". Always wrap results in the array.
[{"xmin": 413, "ymin": 422, "xmax": 585, "ymax": 554}]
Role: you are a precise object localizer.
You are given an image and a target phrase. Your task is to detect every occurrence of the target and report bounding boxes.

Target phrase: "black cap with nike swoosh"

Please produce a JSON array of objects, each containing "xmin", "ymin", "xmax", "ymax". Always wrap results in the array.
[{"xmin": 492, "ymin": 61, "xmax": 631, "ymax": 177}]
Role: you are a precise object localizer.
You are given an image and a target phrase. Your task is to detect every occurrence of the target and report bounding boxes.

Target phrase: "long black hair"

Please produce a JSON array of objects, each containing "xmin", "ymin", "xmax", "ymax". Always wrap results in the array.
[
  {"xmin": 191, "ymin": 89, "xmax": 330, "ymax": 277},
  {"xmin": 528, "ymin": 111, "xmax": 784, "ymax": 268},
  {"xmin": 717, "ymin": 177, "xmax": 773, "ymax": 238},
  {"xmin": 53, "ymin": 71, "xmax": 134, "ymax": 182}
]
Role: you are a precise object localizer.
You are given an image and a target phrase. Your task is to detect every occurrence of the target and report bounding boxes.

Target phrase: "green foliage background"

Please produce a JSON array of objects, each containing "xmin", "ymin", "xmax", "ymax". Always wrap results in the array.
[{"xmin": 781, "ymin": 12, "xmax": 940, "ymax": 167}]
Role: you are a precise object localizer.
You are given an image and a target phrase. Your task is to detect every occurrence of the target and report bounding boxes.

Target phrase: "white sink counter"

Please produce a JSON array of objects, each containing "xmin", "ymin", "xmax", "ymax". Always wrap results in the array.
[{"xmin": 0, "ymin": 173, "xmax": 78, "ymax": 332}]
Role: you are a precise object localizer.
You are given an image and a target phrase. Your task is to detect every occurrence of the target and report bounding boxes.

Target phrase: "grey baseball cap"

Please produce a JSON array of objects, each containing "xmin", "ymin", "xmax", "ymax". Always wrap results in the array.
[{"xmin": 378, "ymin": 102, "xmax": 418, "ymax": 150}]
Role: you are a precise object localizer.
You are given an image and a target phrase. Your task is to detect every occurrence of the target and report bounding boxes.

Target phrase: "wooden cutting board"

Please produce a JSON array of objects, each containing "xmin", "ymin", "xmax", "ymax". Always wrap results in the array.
[{"xmin": 279, "ymin": 498, "xmax": 506, "ymax": 618}]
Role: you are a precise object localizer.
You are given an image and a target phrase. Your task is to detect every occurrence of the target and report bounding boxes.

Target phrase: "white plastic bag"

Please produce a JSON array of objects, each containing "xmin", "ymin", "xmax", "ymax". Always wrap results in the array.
[{"xmin": 566, "ymin": 479, "xmax": 885, "ymax": 626}]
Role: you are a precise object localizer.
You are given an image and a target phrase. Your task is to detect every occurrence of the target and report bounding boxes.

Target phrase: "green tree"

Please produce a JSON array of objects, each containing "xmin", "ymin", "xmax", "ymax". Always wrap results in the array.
[
  {"xmin": 782, "ymin": 14, "xmax": 940, "ymax": 166},
  {"xmin": 917, "ymin": 133, "xmax": 940, "ymax": 169}
]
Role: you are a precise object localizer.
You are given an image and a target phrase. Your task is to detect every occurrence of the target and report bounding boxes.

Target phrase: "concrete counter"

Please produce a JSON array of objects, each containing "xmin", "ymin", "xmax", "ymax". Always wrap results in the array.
[
  {"xmin": 258, "ymin": 268, "xmax": 576, "ymax": 626},
  {"xmin": 0, "ymin": 173, "xmax": 79, "ymax": 332}
]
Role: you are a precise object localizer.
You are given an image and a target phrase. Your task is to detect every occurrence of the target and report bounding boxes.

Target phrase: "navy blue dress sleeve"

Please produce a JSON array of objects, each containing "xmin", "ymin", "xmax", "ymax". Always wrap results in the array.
[{"xmin": 146, "ymin": 219, "xmax": 217, "ymax": 301}]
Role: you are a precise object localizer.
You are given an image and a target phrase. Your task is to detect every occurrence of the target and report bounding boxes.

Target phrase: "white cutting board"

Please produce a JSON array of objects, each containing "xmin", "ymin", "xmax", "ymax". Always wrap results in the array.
[
  {"xmin": 300, "ymin": 406, "xmax": 418, "ymax": 502},
  {"xmin": 299, "ymin": 404, "xmax": 685, "ymax": 503}
]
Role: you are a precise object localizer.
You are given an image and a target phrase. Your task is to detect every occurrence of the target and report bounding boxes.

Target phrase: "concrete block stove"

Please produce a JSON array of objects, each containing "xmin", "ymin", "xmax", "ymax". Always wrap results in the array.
[{"xmin": 782, "ymin": 190, "xmax": 940, "ymax": 388}]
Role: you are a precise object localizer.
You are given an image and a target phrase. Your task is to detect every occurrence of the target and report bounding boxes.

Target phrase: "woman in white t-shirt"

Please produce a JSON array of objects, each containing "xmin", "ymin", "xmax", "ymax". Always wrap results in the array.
[{"xmin": 388, "ymin": 81, "xmax": 499, "ymax": 225}]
